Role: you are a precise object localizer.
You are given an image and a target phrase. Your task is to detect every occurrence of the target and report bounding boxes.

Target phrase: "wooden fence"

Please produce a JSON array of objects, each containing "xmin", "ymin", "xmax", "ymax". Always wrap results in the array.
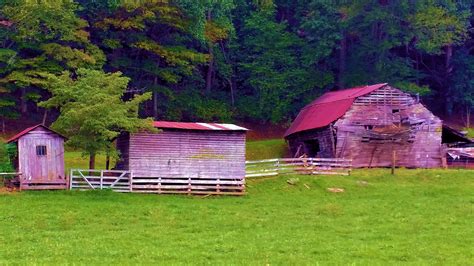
[
  {"xmin": 70, "ymin": 169, "xmax": 245, "ymax": 195},
  {"xmin": 131, "ymin": 176, "xmax": 245, "ymax": 195},
  {"xmin": 245, "ymin": 158, "xmax": 352, "ymax": 178}
]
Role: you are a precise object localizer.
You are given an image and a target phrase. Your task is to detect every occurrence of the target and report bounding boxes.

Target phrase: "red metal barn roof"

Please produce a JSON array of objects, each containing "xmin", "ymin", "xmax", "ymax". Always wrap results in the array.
[
  {"xmin": 284, "ymin": 83, "xmax": 388, "ymax": 137},
  {"xmin": 153, "ymin": 121, "xmax": 248, "ymax": 131},
  {"xmin": 7, "ymin": 124, "xmax": 67, "ymax": 143}
]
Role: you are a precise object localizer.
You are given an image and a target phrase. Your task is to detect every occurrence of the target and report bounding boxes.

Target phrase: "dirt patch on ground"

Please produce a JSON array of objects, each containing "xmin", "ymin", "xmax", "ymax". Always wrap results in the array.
[{"xmin": 0, "ymin": 186, "xmax": 19, "ymax": 195}]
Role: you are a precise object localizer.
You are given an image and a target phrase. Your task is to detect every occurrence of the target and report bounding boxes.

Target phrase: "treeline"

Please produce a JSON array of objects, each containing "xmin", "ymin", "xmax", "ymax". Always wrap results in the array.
[{"xmin": 0, "ymin": 0, "xmax": 473, "ymax": 130}]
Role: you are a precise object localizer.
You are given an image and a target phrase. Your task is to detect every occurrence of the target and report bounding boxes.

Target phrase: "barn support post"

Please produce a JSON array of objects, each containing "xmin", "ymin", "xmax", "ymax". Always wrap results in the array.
[{"xmin": 391, "ymin": 150, "xmax": 396, "ymax": 175}]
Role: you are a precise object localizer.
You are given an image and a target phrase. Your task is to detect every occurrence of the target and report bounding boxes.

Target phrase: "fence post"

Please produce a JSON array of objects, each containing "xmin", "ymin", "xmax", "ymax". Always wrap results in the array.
[
  {"xmin": 276, "ymin": 159, "xmax": 280, "ymax": 175},
  {"xmin": 129, "ymin": 171, "xmax": 133, "ymax": 192},
  {"xmin": 188, "ymin": 177, "xmax": 192, "ymax": 195},
  {"xmin": 69, "ymin": 169, "xmax": 73, "ymax": 190},
  {"xmin": 158, "ymin": 177, "xmax": 161, "ymax": 194},
  {"xmin": 100, "ymin": 170, "xmax": 104, "ymax": 190}
]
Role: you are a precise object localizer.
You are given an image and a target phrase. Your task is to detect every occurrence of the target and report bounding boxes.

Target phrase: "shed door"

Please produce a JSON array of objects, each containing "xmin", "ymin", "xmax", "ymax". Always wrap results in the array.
[{"xmin": 21, "ymin": 139, "xmax": 56, "ymax": 181}]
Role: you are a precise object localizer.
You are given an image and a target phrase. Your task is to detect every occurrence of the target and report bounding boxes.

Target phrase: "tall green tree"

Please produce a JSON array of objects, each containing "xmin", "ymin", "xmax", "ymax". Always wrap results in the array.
[{"xmin": 39, "ymin": 69, "xmax": 154, "ymax": 169}]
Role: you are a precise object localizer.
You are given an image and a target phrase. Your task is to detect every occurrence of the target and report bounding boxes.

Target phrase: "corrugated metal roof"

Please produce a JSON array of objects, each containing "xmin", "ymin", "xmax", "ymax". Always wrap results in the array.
[
  {"xmin": 7, "ymin": 124, "xmax": 67, "ymax": 143},
  {"xmin": 284, "ymin": 83, "xmax": 388, "ymax": 137},
  {"xmin": 153, "ymin": 121, "xmax": 248, "ymax": 131}
]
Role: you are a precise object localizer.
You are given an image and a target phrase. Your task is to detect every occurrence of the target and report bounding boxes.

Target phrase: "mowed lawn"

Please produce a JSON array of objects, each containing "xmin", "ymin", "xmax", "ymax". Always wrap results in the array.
[{"xmin": 0, "ymin": 167, "xmax": 473, "ymax": 264}]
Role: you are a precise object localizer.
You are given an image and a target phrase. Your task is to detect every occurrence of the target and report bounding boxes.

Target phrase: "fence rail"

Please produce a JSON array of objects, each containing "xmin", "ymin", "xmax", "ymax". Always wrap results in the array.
[{"xmin": 245, "ymin": 158, "xmax": 352, "ymax": 177}]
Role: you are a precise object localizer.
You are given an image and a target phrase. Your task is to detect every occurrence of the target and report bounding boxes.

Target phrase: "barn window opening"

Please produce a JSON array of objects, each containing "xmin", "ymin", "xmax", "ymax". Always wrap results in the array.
[
  {"xmin": 36, "ymin": 145, "xmax": 47, "ymax": 156},
  {"xmin": 303, "ymin": 139, "xmax": 320, "ymax": 157},
  {"xmin": 392, "ymin": 109, "xmax": 400, "ymax": 113},
  {"xmin": 364, "ymin": 125, "xmax": 374, "ymax": 130}
]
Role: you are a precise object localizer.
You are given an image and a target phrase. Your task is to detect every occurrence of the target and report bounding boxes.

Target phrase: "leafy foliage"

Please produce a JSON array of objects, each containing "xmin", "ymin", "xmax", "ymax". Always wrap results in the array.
[
  {"xmin": 0, "ymin": 142, "xmax": 15, "ymax": 172},
  {"xmin": 39, "ymin": 68, "xmax": 154, "ymax": 167},
  {"xmin": 0, "ymin": 0, "xmax": 473, "ymax": 130}
]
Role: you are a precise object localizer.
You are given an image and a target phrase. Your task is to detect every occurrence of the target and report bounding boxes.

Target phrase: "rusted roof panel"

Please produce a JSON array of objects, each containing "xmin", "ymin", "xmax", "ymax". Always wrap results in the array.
[
  {"xmin": 152, "ymin": 121, "xmax": 248, "ymax": 131},
  {"xmin": 284, "ymin": 83, "xmax": 387, "ymax": 137}
]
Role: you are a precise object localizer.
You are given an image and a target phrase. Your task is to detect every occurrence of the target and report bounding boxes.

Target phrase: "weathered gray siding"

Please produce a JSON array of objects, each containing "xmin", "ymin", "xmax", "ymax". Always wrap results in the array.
[
  {"xmin": 117, "ymin": 130, "xmax": 246, "ymax": 179},
  {"xmin": 334, "ymin": 86, "xmax": 442, "ymax": 168},
  {"xmin": 18, "ymin": 127, "xmax": 65, "ymax": 181}
]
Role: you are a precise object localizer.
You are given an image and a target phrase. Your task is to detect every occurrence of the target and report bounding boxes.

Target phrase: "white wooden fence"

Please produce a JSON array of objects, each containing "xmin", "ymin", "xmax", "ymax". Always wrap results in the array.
[
  {"xmin": 245, "ymin": 158, "xmax": 352, "ymax": 177},
  {"xmin": 69, "ymin": 169, "xmax": 245, "ymax": 195}
]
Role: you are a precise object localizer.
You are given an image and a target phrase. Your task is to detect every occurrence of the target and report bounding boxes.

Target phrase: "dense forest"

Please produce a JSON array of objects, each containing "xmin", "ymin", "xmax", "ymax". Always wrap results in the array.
[{"xmin": 1, "ymin": 0, "xmax": 473, "ymax": 131}]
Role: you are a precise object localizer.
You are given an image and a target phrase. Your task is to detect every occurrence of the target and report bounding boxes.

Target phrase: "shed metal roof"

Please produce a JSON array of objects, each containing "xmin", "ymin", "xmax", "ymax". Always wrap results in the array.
[
  {"xmin": 284, "ymin": 83, "xmax": 388, "ymax": 137},
  {"xmin": 7, "ymin": 124, "xmax": 67, "ymax": 143},
  {"xmin": 153, "ymin": 121, "xmax": 248, "ymax": 131}
]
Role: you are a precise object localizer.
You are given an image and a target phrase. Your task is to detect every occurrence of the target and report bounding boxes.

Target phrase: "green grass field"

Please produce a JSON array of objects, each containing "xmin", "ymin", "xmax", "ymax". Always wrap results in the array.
[
  {"xmin": 0, "ymin": 139, "xmax": 473, "ymax": 264},
  {"xmin": 1, "ymin": 168, "xmax": 473, "ymax": 264}
]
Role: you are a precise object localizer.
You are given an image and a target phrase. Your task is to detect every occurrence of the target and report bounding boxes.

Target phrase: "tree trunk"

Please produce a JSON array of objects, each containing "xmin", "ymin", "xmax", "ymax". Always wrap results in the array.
[
  {"xmin": 105, "ymin": 154, "xmax": 110, "ymax": 170},
  {"xmin": 205, "ymin": 10, "xmax": 214, "ymax": 94},
  {"xmin": 1, "ymin": 118, "xmax": 4, "ymax": 133},
  {"xmin": 444, "ymin": 45, "xmax": 453, "ymax": 115},
  {"xmin": 153, "ymin": 76, "xmax": 158, "ymax": 119},
  {"xmin": 89, "ymin": 152, "xmax": 96, "ymax": 170},
  {"xmin": 337, "ymin": 31, "xmax": 347, "ymax": 89},
  {"xmin": 467, "ymin": 106, "xmax": 471, "ymax": 128},
  {"xmin": 20, "ymin": 87, "xmax": 27, "ymax": 114},
  {"xmin": 42, "ymin": 109, "xmax": 48, "ymax": 125},
  {"xmin": 227, "ymin": 78, "xmax": 235, "ymax": 106}
]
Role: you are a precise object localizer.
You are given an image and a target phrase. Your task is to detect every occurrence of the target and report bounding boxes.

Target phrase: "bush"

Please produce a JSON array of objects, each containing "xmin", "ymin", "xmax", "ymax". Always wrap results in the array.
[{"xmin": 0, "ymin": 143, "xmax": 15, "ymax": 173}]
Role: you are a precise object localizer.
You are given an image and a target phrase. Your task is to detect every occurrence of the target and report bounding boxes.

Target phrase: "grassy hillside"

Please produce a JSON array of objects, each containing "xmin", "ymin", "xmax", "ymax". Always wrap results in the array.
[
  {"xmin": 0, "ymin": 168, "xmax": 472, "ymax": 264},
  {"xmin": 246, "ymin": 139, "xmax": 289, "ymax": 160}
]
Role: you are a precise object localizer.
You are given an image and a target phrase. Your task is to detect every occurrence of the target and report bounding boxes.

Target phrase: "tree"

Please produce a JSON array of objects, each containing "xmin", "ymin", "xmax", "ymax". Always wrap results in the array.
[
  {"xmin": 86, "ymin": 0, "xmax": 208, "ymax": 119},
  {"xmin": 0, "ymin": 0, "xmax": 104, "ymax": 120},
  {"xmin": 451, "ymin": 48, "xmax": 474, "ymax": 128},
  {"xmin": 235, "ymin": 5, "xmax": 331, "ymax": 123},
  {"xmin": 39, "ymin": 68, "xmax": 154, "ymax": 169}
]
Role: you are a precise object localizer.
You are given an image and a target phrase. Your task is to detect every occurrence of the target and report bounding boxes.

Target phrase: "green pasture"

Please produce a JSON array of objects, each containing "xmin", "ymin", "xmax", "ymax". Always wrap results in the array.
[
  {"xmin": 0, "ymin": 139, "xmax": 473, "ymax": 264},
  {"xmin": 0, "ymin": 168, "xmax": 473, "ymax": 264}
]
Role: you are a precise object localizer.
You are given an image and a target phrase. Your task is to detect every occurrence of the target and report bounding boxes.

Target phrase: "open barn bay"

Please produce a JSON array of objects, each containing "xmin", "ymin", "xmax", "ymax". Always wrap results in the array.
[{"xmin": 0, "ymin": 168, "xmax": 472, "ymax": 264}]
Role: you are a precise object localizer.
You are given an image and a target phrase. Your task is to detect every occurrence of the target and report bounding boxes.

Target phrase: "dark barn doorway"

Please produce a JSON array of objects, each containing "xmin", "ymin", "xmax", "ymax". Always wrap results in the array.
[{"xmin": 303, "ymin": 139, "xmax": 320, "ymax": 157}]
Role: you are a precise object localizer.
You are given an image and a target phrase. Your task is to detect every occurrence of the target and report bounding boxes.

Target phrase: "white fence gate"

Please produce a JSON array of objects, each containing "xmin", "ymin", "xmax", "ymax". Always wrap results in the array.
[{"xmin": 70, "ymin": 169, "xmax": 132, "ymax": 192}]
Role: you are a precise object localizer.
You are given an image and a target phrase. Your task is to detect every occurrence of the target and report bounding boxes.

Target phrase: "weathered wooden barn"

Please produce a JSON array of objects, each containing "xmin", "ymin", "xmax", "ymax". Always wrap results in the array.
[
  {"xmin": 115, "ymin": 121, "xmax": 248, "ymax": 195},
  {"xmin": 7, "ymin": 124, "xmax": 67, "ymax": 189},
  {"xmin": 284, "ymin": 83, "xmax": 443, "ymax": 168}
]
